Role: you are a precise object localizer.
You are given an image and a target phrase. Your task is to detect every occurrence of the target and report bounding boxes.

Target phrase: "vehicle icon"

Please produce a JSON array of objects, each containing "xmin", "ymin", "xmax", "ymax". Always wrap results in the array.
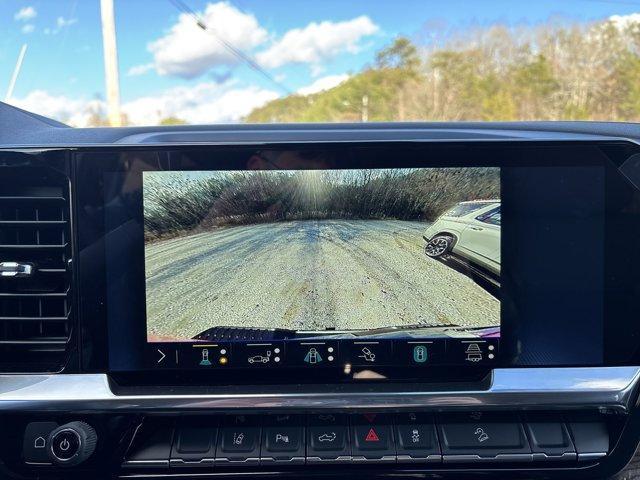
[
  {"xmin": 233, "ymin": 432, "xmax": 245, "ymax": 445},
  {"xmin": 465, "ymin": 343, "xmax": 483, "ymax": 362},
  {"xmin": 248, "ymin": 350, "xmax": 272, "ymax": 364},
  {"xmin": 358, "ymin": 347, "xmax": 376, "ymax": 362},
  {"xmin": 413, "ymin": 345, "xmax": 428, "ymax": 363},
  {"xmin": 317, "ymin": 432, "xmax": 337, "ymax": 442}
]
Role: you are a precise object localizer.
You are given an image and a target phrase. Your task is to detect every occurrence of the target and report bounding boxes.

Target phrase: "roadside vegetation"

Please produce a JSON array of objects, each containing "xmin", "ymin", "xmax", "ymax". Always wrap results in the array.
[
  {"xmin": 143, "ymin": 168, "xmax": 499, "ymax": 242},
  {"xmin": 247, "ymin": 17, "xmax": 640, "ymax": 123}
]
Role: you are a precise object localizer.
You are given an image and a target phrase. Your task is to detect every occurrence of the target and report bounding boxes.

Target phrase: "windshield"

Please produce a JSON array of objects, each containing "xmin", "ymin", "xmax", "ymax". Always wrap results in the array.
[{"xmin": 3, "ymin": 1, "xmax": 640, "ymax": 127}]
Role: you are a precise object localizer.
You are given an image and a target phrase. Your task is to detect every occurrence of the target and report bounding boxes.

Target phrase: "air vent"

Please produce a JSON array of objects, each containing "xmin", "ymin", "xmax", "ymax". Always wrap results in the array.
[{"xmin": 0, "ymin": 161, "xmax": 73, "ymax": 372}]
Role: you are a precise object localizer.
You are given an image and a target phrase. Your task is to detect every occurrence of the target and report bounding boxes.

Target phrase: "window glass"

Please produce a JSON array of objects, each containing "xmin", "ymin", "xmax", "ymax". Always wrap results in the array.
[
  {"xmin": 477, "ymin": 207, "xmax": 501, "ymax": 226},
  {"xmin": 444, "ymin": 203, "xmax": 487, "ymax": 217},
  {"xmin": 4, "ymin": 1, "xmax": 640, "ymax": 127}
]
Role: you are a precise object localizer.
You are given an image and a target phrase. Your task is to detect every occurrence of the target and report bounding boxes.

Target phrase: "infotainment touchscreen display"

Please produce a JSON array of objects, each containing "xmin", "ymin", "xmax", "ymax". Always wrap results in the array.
[
  {"xmin": 142, "ymin": 168, "xmax": 501, "ymax": 346},
  {"xmin": 81, "ymin": 142, "xmax": 640, "ymax": 378}
]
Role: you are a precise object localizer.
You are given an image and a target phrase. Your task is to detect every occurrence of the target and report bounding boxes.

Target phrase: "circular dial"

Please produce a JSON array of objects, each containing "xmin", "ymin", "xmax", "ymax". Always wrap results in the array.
[{"xmin": 48, "ymin": 421, "xmax": 97, "ymax": 467}]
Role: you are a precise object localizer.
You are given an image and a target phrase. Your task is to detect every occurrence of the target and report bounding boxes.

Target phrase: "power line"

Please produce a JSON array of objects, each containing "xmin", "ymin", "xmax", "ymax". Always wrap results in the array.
[{"xmin": 167, "ymin": 0, "xmax": 291, "ymax": 95}]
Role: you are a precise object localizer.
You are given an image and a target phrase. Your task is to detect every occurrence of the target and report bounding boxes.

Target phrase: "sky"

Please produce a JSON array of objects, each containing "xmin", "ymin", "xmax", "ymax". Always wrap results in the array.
[{"xmin": 2, "ymin": 0, "xmax": 640, "ymax": 126}]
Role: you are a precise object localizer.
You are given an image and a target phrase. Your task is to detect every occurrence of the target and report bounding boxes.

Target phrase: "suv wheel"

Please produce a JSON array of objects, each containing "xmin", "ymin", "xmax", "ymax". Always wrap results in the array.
[{"xmin": 425, "ymin": 235, "xmax": 453, "ymax": 257}]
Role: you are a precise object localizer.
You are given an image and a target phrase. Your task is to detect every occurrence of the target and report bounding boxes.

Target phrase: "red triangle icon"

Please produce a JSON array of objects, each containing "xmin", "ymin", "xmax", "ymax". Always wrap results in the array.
[{"xmin": 365, "ymin": 428, "xmax": 380, "ymax": 442}]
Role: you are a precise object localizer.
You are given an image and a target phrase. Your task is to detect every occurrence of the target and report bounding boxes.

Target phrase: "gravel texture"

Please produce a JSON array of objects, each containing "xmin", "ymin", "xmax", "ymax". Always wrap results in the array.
[{"xmin": 145, "ymin": 219, "xmax": 499, "ymax": 340}]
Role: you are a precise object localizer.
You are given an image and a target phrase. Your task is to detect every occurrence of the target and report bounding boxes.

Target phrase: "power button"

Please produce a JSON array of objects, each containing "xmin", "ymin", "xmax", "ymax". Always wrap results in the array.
[
  {"xmin": 51, "ymin": 429, "xmax": 81, "ymax": 461},
  {"xmin": 47, "ymin": 422, "xmax": 97, "ymax": 467}
]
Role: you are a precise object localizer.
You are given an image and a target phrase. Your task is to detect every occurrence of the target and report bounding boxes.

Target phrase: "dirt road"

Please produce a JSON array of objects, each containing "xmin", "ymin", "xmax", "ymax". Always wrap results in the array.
[{"xmin": 145, "ymin": 219, "xmax": 499, "ymax": 340}]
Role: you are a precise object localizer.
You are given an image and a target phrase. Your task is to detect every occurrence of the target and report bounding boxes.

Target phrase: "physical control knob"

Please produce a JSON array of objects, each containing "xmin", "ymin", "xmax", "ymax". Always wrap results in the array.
[{"xmin": 47, "ymin": 421, "xmax": 97, "ymax": 467}]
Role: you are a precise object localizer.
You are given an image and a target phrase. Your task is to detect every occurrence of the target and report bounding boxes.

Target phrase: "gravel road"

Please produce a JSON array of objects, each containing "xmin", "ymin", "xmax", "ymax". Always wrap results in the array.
[{"xmin": 145, "ymin": 219, "xmax": 499, "ymax": 340}]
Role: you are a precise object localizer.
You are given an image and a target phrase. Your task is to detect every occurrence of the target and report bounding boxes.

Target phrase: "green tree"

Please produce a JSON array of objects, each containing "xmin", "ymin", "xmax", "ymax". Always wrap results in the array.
[
  {"xmin": 246, "ymin": 20, "xmax": 640, "ymax": 124},
  {"xmin": 159, "ymin": 116, "xmax": 188, "ymax": 125},
  {"xmin": 375, "ymin": 37, "xmax": 421, "ymax": 73}
]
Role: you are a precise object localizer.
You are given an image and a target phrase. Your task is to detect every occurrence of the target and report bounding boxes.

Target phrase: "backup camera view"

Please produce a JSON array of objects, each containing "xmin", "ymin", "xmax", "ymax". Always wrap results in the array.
[{"xmin": 143, "ymin": 168, "xmax": 500, "ymax": 342}]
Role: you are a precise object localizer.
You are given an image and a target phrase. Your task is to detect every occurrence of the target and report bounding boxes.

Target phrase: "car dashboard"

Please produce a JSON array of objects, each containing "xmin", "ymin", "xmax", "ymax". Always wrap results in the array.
[{"xmin": 1, "ymin": 102, "xmax": 640, "ymax": 480}]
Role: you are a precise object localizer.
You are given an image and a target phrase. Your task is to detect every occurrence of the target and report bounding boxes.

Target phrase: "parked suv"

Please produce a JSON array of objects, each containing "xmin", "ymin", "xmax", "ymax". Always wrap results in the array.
[{"xmin": 423, "ymin": 200, "xmax": 501, "ymax": 275}]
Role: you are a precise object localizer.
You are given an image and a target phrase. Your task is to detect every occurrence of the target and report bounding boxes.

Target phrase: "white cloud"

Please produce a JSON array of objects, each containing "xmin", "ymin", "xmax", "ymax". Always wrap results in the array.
[
  {"xmin": 609, "ymin": 13, "xmax": 640, "ymax": 30},
  {"xmin": 121, "ymin": 82, "xmax": 279, "ymax": 124},
  {"xmin": 8, "ymin": 82, "xmax": 280, "ymax": 126},
  {"xmin": 127, "ymin": 63, "xmax": 155, "ymax": 77},
  {"xmin": 7, "ymin": 90, "xmax": 106, "ymax": 127},
  {"xmin": 297, "ymin": 74, "xmax": 349, "ymax": 95},
  {"xmin": 21, "ymin": 24, "xmax": 35, "ymax": 34},
  {"xmin": 14, "ymin": 6, "xmax": 37, "ymax": 21},
  {"xmin": 43, "ymin": 16, "xmax": 78, "ymax": 35},
  {"xmin": 148, "ymin": 1, "xmax": 268, "ymax": 78},
  {"xmin": 56, "ymin": 16, "xmax": 77, "ymax": 28},
  {"xmin": 256, "ymin": 16, "xmax": 379, "ymax": 69}
]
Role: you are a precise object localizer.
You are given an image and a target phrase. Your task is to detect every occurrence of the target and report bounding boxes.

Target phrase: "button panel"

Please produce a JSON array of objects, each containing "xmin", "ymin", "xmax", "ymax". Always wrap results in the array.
[
  {"xmin": 307, "ymin": 414, "xmax": 351, "ymax": 463},
  {"xmin": 23, "ymin": 422, "xmax": 58, "ymax": 465},
  {"xmin": 438, "ymin": 412, "xmax": 532, "ymax": 463},
  {"xmin": 145, "ymin": 338, "xmax": 500, "ymax": 370},
  {"xmin": 524, "ymin": 415, "xmax": 576, "ymax": 462},
  {"xmin": 170, "ymin": 418, "xmax": 218, "ymax": 467},
  {"xmin": 351, "ymin": 413, "xmax": 396, "ymax": 463},
  {"xmin": 262, "ymin": 414, "xmax": 305, "ymax": 464},
  {"xmin": 122, "ymin": 413, "xmax": 608, "ymax": 469},
  {"xmin": 216, "ymin": 415, "xmax": 261, "ymax": 466},
  {"xmin": 394, "ymin": 413, "xmax": 440, "ymax": 463}
]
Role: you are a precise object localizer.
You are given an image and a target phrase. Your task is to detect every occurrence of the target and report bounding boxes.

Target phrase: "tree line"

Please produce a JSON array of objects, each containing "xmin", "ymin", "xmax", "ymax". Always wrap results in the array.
[
  {"xmin": 143, "ymin": 168, "xmax": 499, "ymax": 241},
  {"xmin": 247, "ymin": 18, "xmax": 640, "ymax": 123}
]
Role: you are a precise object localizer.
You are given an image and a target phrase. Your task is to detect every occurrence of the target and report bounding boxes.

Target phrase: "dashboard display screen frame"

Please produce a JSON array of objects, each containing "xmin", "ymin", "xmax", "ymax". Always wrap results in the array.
[{"xmin": 72, "ymin": 140, "xmax": 640, "ymax": 384}]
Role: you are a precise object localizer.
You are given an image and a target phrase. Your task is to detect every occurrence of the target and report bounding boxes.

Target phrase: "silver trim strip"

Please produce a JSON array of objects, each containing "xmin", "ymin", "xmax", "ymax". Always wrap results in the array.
[
  {"xmin": 443, "ymin": 453, "xmax": 534, "ymax": 463},
  {"xmin": 306, "ymin": 456, "xmax": 352, "ymax": 464},
  {"xmin": 397, "ymin": 454, "xmax": 442, "ymax": 464},
  {"xmin": 351, "ymin": 455, "xmax": 397, "ymax": 463},
  {"xmin": 578, "ymin": 452, "xmax": 607, "ymax": 461},
  {"xmin": 0, "ymin": 367, "xmax": 638, "ymax": 412}
]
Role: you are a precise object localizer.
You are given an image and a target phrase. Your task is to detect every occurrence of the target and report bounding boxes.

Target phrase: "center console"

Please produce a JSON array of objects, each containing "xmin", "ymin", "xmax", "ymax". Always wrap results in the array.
[{"xmin": 1, "ymin": 121, "xmax": 640, "ymax": 479}]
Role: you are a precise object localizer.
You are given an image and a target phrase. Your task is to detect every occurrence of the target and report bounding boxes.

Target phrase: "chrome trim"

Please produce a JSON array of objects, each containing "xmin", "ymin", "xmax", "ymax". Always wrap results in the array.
[
  {"xmin": 259, "ymin": 457, "xmax": 305, "ymax": 464},
  {"xmin": 169, "ymin": 458, "xmax": 215, "ymax": 467},
  {"xmin": 214, "ymin": 457, "xmax": 260, "ymax": 465},
  {"xmin": 123, "ymin": 459, "xmax": 169, "ymax": 468},
  {"xmin": 0, "ymin": 367, "xmax": 638, "ymax": 413},
  {"xmin": 578, "ymin": 452, "xmax": 607, "ymax": 461},
  {"xmin": 532, "ymin": 452, "xmax": 577, "ymax": 462},
  {"xmin": 351, "ymin": 455, "xmax": 397, "ymax": 463},
  {"xmin": 397, "ymin": 454, "xmax": 442, "ymax": 463},
  {"xmin": 0, "ymin": 261, "xmax": 33, "ymax": 278},
  {"xmin": 306, "ymin": 456, "xmax": 352, "ymax": 464},
  {"xmin": 443, "ymin": 453, "xmax": 533, "ymax": 463}
]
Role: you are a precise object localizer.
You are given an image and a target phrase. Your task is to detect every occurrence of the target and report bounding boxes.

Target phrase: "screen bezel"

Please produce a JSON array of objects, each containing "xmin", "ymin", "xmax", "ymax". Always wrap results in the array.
[{"xmin": 73, "ymin": 140, "xmax": 640, "ymax": 385}]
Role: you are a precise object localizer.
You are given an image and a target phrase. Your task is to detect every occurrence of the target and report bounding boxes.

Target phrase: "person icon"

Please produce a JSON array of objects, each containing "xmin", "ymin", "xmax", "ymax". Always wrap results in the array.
[{"xmin": 304, "ymin": 347, "xmax": 322, "ymax": 364}]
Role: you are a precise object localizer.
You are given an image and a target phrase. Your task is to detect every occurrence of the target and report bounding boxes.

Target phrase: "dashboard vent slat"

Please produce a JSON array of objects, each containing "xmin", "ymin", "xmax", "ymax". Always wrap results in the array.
[
  {"xmin": 0, "ymin": 161, "xmax": 74, "ymax": 373},
  {"xmin": 0, "ymin": 244, "xmax": 69, "ymax": 249},
  {"xmin": 0, "ymin": 292, "xmax": 68, "ymax": 297}
]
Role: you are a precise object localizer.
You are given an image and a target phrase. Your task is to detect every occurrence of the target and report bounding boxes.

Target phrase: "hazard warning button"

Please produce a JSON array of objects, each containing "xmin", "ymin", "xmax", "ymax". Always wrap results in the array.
[{"xmin": 352, "ymin": 414, "xmax": 394, "ymax": 460}]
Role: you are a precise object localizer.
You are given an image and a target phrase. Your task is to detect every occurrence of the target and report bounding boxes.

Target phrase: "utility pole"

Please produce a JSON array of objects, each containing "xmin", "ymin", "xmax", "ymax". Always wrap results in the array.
[
  {"xmin": 361, "ymin": 94, "xmax": 369, "ymax": 122},
  {"xmin": 100, "ymin": 0, "xmax": 122, "ymax": 126},
  {"xmin": 5, "ymin": 44, "xmax": 28, "ymax": 102}
]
